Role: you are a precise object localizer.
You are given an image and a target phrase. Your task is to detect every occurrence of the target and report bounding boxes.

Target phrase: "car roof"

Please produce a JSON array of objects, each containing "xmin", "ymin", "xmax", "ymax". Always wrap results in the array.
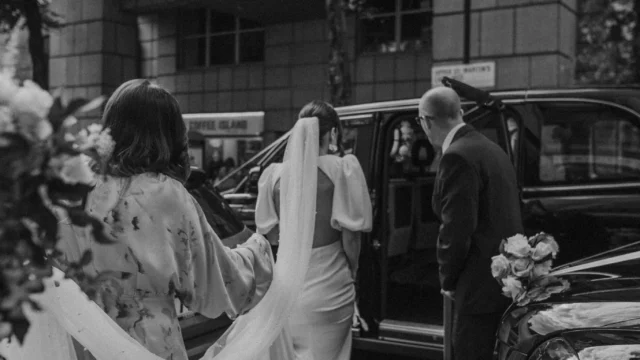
[{"xmin": 335, "ymin": 87, "xmax": 640, "ymax": 117}]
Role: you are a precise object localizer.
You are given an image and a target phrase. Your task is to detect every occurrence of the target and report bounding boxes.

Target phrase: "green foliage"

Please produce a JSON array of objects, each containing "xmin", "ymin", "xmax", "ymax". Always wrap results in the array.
[
  {"xmin": 576, "ymin": 0, "xmax": 639, "ymax": 84},
  {"xmin": 0, "ymin": 92, "xmax": 113, "ymax": 344},
  {"xmin": 0, "ymin": 0, "xmax": 63, "ymax": 33},
  {"xmin": 326, "ymin": 0, "xmax": 371, "ymax": 106}
]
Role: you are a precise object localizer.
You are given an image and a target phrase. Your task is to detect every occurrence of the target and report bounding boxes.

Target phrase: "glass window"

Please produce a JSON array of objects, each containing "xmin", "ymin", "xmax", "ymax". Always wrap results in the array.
[
  {"xmin": 239, "ymin": 31, "xmax": 265, "ymax": 63},
  {"xmin": 210, "ymin": 11, "xmax": 235, "ymax": 33},
  {"xmin": 367, "ymin": 0, "xmax": 396, "ymax": 13},
  {"xmin": 209, "ymin": 34, "xmax": 235, "ymax": 65},
  {"xmin": 538, "ymin": 103, "xmax": 640, "ymax": 184},
  {"xmin": 178, "ymin": 9, "xmax": 265, "ymax": 68},
  {"xmin": 359, "ymin": 0, "xmax": 432, "ymax": 54},
  {"xmin": 180, "ymin": 9, "xmax": 206, "ymax": 35},
  {"xmin": 181, "ymin": 37, "xmax": 207, "ymax": 68},
  {"xmin": 361, "ymin": 16, "xmax": 396, "ymax": 53}
]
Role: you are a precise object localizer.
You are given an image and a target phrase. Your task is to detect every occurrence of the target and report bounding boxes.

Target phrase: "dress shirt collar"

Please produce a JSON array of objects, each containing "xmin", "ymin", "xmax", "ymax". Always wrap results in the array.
[{"xmin": 442, "ymin": 122, "xmax": 466, "ymax": 154}]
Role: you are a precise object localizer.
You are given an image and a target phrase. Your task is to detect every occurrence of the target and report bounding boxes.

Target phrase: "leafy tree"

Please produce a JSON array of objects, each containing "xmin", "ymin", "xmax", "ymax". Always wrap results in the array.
[
  {"xmin": 326, "ymin": 0, "xmax": 369, "ymax": 106},
  {"xmin": 0, "ymin": 0, "xmax": 63, "ymax": 89},
  {"xmin": 576, "ymin": 0, "xmax": 638, "ymax": 84}
]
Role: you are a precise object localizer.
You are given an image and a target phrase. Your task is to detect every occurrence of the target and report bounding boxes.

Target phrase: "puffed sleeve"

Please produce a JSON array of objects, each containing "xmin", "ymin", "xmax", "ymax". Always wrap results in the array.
[
  {"xmin": 329, "ymin": 155, "xmax": 373, "ymax": 233},
  {"xmin": 112, "ymin": 179, "xmax": 274, "ymax": 320},
  {"xmin": 255, "ymin": 164, "xmax": 281, "ymax": 235}
]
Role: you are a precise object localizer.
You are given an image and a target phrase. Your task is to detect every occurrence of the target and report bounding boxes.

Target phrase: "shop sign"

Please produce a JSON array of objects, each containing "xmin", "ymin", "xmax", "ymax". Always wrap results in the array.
[
  {"xmin": 431, "ymin": 61, "xmax": 496, "ymax": 89},
  {"xmin": 184, "ymin": 112, "xmax": 264, "ymax": 136}
]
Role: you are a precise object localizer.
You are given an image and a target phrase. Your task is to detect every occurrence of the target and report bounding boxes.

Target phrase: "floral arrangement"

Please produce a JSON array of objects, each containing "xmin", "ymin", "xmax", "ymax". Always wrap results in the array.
[
  {"xmin": 0, "ymin": 19, "xmax": 115, "ymax": 344},
  {"xmin": 491, "ymin": 233, "xmax": 571, "ymax": 306}
]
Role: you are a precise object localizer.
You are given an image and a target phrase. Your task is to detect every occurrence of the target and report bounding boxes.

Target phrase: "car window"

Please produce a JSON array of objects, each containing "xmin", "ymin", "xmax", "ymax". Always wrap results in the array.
[
  {"xmin": 216, "ymin": 134, "xmax": 288, "ymax": 192},
  {"xmin": 189, "ymin": 184, "xmax": 246, "ymax": 239},
  {"xmin": 537, "ymin": 102, "xmax": 640, "ymax": 185},
  {"xmin": 387, "ymin": 112, "xmax": 437, "ymax": 179}
]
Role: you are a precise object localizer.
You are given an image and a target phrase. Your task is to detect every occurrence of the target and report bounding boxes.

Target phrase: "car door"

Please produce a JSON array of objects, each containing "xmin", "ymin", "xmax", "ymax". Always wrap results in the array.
[{"xmin": 368, "ymin": 95, "xmax": 513, "ymax": 357}]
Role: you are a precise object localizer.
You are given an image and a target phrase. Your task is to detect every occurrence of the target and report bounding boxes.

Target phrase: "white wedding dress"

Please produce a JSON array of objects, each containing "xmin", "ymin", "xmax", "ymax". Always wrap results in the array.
[
  {"xmin": 0, "ymin": 117, "xmax": 370, "ymax": 360},
  {"xmin": 253, "ymin": 153, "xmax": 372, "ymax": 360}
]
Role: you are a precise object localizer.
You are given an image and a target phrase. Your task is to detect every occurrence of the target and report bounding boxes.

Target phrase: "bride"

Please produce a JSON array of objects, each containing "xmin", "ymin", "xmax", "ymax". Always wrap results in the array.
[
  {"xmin": 212, "ymin": 101, "xmax": 373, "ymax": 360},
  {"xmin": 0, "ymin": 98, "xmax": 372, "ymax": 360}
]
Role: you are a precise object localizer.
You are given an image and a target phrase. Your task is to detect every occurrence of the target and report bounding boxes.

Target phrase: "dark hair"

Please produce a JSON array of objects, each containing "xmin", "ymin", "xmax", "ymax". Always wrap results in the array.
[
  {"xmin": 101, "ymin": 79, "xmax": 190, "ymax": 183},
  {"xmin": 298, "ymin": 100, "xmax": 343, "ymax": 154}
]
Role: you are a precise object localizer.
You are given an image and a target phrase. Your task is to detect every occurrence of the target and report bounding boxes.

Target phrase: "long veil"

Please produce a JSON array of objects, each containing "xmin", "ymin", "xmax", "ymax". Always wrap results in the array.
[
  {"xmin": 0, "ymin": 266, "xmax": 163, "ymax": 360},
  {"xmin": 206, "ymin": 116, "xmax": 319, "ymax": 360}
]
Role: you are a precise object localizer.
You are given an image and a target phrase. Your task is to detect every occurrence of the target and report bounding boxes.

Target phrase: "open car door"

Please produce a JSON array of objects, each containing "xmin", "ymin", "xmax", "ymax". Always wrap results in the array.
[{"xmin": 367, "ymin": 77, "xmax": 513, "ymax": 359}]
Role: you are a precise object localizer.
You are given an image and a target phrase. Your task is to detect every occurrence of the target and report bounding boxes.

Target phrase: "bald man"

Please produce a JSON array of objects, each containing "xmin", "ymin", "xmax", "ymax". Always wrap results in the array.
[{"xmin": 417, "ymin": 87, "xmax": 523, "ymax": 360}]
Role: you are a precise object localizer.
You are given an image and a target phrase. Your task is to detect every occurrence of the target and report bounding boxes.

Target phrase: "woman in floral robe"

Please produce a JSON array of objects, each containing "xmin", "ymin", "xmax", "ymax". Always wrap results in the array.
[{"xmin": 56, "ymin": 79, "xmax": 273, "ymax": 360}]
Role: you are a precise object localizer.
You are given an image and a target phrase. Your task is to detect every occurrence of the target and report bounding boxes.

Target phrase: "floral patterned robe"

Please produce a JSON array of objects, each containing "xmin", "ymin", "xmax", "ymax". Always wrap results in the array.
[{"xmin": 56, "ymin": 173, "xmax": 274, "ymax": 360}]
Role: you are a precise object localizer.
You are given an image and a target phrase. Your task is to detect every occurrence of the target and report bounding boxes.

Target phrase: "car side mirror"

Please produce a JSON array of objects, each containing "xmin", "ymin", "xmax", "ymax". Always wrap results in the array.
[{"xmin": 411, "ymin": 139, "xmax": 435, "ymax": 169}]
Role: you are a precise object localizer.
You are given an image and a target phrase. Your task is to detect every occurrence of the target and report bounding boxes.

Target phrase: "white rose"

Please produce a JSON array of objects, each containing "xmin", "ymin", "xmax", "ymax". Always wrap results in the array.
[
  {"xmin": 95, "ymin": 128, "xmax": 115, "ymax": 158},
  {"xmin": 15, "ymin": 111, "xmax": 52, "ymax": 140},
  {"xmin": 531, "ymin": 260, "xmax": 553, "ymax": 279},
  {"xmin": 10, "ymin": 80, "xmax": 54, "ymax": 119},
  {"xmin": 0, "ymin": 71, "xmax": 18, "ymax": 105},
  {"xmin": 491, "ymin": 254, "xmax": 510, "ymax": 279},
  {"xmin": 501, "ymin": 276, "xmax": 524, "ymax": 300},
  {"xmin": 532, "ymin": 241, "xmax": 554, "ymax": 261},
  {"xmin": 0, "ymin": 106, "xmax": 14, "ymax": 133},
  {"xmin": 503, "ymin": 234, "xmax": 533, "ymax": 258},
  {"xmin": 87, "ymin": 123, "xmax": 103, "ymax": 134},
  {"xmin": 62, "ymin": 116, "xmax": 78, "ymax": 128},
  {"xmin": 35, "ymin": 119, "xmax": 53, "ymax": 140},
  {"xmin": 54, "ymin": 154, "xmax": 95, "ymax": 185},
  {"xmin": 511, "ymin": 257, "xmax": 534, "ymax": 277}
]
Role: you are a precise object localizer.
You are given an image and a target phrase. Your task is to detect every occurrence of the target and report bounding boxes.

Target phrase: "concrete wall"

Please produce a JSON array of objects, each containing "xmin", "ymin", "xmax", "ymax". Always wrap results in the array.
[
  {"xmin": 433, "ymin": 0, "xmax": 577, "ymax": 88},
  {"xmin": 48, "ymin": 0, "xmax": 138, "ymax": 125},
  {"xmin": 138, "ymin": 14, "xmax": 434, "ymax": 136},
  {"xmin": 45, "ymin": 0, "xmax": 578, "ymax": 137}
]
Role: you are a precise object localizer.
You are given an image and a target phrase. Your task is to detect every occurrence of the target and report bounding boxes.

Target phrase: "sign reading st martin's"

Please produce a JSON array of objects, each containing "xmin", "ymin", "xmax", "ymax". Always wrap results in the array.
[{"xmin": 431, "ymin": 61, "xmax": 496, "ymax": 89}]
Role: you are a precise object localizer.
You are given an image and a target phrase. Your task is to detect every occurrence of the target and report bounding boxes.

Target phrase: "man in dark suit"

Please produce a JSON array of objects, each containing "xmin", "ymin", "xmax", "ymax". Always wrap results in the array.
[{"xmin": 417, "ymin": 87, "xmax": 523, "ymax": 360}]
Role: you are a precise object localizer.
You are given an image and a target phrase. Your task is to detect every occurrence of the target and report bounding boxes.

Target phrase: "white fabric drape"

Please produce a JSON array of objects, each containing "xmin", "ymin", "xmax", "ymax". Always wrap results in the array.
[
  {"xmin": 208, "ymin": 116, "xmax": 319, "ymax": 360},
  {"xmin": 0, "ymin": 267, "xmax": 163, "ymax": 360}
]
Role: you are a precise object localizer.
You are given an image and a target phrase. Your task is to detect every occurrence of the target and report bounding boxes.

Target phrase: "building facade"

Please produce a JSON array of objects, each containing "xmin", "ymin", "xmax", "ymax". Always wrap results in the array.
[{"xmin": 42, "ymin": 0, "xmax": 576, "ymax": 163}]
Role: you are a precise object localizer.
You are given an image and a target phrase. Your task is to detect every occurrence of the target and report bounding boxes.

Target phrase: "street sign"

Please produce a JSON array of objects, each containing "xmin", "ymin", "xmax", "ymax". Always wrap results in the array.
[
  {"xmin": 431, "ymin": 61, "xmax": 496, "ymax": 89},
  {"xmin": 183, "ymin": 112, "xmax": 265, "ymax": 137}
]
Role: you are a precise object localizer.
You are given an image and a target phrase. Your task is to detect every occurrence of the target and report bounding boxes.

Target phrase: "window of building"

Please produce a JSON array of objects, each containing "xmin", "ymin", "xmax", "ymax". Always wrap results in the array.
[
  {"xmin": 178, "ymin": 9, "xmax": 265, "ymax": 68},
  {"xmin": 537, "ymin": 103, "xmax": 640, "ymax": 184},
  {"xmin": 359, "ymin": 0, "xmax": 432, "ymax": 54}
]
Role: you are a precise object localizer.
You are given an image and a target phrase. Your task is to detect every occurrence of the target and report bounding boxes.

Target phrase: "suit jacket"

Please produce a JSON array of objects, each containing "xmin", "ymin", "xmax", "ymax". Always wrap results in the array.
[{"xmin": 432, "ymin": 125, "xmax": 523, "ymax": 314}]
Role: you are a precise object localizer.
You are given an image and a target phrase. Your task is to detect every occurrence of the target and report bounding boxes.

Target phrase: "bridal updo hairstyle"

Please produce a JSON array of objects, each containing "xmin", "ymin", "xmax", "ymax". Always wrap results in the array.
[
  {"xmin": 298, "ymin": 100, "xmax": 343, "ymax": 155},
  {"xmin": 101, "ymin": 79, "xmax": 191, "ymax": 183}
]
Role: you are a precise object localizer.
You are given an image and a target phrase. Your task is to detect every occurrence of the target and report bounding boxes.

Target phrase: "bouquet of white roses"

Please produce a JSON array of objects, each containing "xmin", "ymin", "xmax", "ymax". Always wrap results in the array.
[
  {"xmin": 0, "ymin": 18, "xmax": 117, "ymax": 344},
  {"xmin": 491, "ymin": 233, "xmax": 570, "ymax": 306}
]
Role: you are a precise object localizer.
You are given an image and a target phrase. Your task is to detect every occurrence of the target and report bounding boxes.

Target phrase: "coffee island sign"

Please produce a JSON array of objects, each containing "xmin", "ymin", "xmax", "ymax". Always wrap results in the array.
[{"xmin": 183, "ymin": 112, "xmax": 265, "ymax": 137}]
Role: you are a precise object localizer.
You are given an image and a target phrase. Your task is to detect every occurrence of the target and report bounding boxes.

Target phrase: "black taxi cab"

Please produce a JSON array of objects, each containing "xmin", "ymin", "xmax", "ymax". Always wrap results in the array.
[{"xmin": 214, "ymin": 79, "xmax": 640, "ymax": 359}]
